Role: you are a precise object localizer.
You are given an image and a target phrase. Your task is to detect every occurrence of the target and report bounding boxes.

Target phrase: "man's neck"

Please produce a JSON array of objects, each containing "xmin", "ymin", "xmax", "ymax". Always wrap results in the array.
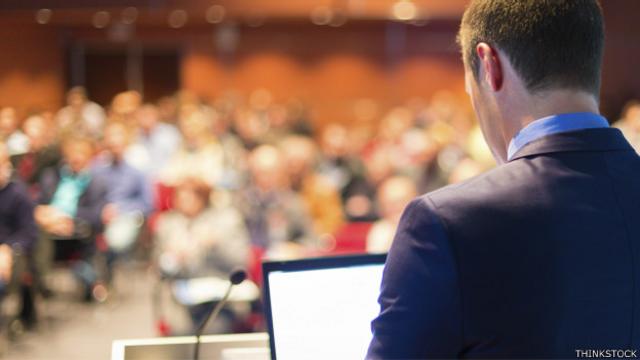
[{"xmin": 503, "ymin": 89, "xmax": 600, "ymax": 146}]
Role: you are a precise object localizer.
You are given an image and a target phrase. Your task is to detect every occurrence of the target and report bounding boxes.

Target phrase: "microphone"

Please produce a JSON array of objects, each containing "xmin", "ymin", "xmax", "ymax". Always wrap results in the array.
[{"xmin": 193, "ymin": 268, "xmax": 247, "ymax": 360}]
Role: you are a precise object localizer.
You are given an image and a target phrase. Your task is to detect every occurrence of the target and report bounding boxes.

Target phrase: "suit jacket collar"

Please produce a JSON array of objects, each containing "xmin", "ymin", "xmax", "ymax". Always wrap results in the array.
[{"xmin": 508, "ymin": 127, "xmax": 635, "ymax": 162}]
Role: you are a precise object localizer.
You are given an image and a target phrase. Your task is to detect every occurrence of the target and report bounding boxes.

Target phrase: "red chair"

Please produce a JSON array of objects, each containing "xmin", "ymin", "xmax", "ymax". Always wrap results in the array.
[
  {"xmin": 248, "ymin": 246, "xmax": 266, "ymax": 287},
  {"xmin": 147, "ymin": 182, "xmax": 175, "ymax": 234},
  {"xmin": 327, "ymin": 222, "xmax": 373, "ymax": 255},
  {"xmin": 154, "ymin": 182, "xmax": 175, "ymax": 211}
]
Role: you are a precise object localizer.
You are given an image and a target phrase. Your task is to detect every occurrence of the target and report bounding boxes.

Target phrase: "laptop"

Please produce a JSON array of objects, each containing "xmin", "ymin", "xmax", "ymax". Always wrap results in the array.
[{"xmin": 262, "ymin": 253, "xmax": 387, "ymax": 360}]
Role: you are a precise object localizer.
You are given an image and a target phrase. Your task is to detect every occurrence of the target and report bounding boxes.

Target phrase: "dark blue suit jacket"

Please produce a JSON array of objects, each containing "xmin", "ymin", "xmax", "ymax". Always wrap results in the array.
[{"xmin": 368, "ymin": 127, "xmax": 640, "ymax": 359}]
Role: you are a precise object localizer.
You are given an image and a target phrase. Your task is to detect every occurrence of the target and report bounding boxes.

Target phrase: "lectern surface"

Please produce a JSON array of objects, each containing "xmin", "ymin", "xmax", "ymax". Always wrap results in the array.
[{"xmin": 111, "ymin": 332, "xmax": 269, "ymax": 360}]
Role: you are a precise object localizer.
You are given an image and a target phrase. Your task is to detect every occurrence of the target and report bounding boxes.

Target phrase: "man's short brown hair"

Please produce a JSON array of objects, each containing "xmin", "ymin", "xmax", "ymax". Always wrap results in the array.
[{"xmin": 458, "ymin": 0, "xmax": 604, "ymax": 96}]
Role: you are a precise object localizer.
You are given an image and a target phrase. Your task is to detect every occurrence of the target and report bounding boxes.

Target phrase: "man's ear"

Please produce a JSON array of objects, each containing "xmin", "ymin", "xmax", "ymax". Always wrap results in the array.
[{"xmin": 476, "ymin": 42, "xmax": 503, "ymax": 92}]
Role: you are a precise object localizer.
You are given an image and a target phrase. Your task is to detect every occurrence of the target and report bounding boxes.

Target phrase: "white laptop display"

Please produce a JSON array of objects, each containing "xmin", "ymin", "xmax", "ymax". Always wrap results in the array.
[{"xmin": 262, "ymin": 254, "xmax": 387, "ymax": 360}]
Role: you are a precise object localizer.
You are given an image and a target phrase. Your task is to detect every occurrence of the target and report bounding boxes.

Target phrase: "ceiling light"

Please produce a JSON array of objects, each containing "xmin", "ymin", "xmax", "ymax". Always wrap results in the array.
[
  {"xmin": 310, "ymin": 6, "xmax": 332, "ymax": 26},
  {"xmin": 206, "ymin": 5, "xmax": 225, "ymax": 24},
  {"xmin": 93, "ymin": 11, "xmax": 111, "ymax": 29},
  {"xmin": 35, "ymin": 9, "xmax": 52, "ymax": 24},
  {"xmin": 392, "ymin": 0, "xmax": 417, "ymax": 21},
  {"xmin": 168, "ymin": 9, "xmax": 188, "ymax": 28},
  {"xmin": 121, "ymin": 7, "xmax": 138, "ymax": 25},
  {"xmin": 329, "ymin": 11, "xmax": 347, "ymax": 27}
]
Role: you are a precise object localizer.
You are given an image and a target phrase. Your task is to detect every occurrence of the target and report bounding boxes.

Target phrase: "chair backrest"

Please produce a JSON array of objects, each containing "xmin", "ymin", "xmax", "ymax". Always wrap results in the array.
[
  {"xmin": 154, "ymin": 182, "xmax": 175, "ymax": 212},
  {"xmin": 329, "ymin": 222, "xmax": 373, "ymax": 254}
]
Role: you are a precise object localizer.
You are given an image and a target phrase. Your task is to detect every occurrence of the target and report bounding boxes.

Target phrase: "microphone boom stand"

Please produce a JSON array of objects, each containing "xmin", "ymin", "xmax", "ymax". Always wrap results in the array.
[{"xmin": 193, "ymin": 269, "xmax": 247, "ymax": 360}]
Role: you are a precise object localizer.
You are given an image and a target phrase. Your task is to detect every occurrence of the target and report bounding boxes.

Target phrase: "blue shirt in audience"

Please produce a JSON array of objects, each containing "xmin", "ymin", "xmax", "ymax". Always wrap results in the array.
[
  {"xmin": 92, "ymin": 158, "xmax": 153, "ymax": 215},
  {"xmin": 50, "ymin": 167, "xmax": 92, "ymax": 217},
  {"xmin": 131, "ymin": 123, "xmax": 182, "ymax": 176}
]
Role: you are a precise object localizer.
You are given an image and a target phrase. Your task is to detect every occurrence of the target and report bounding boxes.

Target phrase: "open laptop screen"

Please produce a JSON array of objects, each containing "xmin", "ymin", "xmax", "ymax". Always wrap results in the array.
[{"xmin": 262, "ymin": 254, "xmax": 386, "ymax": 360}]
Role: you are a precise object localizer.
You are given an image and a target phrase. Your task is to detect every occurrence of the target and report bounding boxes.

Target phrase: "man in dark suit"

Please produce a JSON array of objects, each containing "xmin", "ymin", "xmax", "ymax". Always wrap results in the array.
[{"xmin": 368, "ymin": 1, "xmax": 640, "ymax": 358}]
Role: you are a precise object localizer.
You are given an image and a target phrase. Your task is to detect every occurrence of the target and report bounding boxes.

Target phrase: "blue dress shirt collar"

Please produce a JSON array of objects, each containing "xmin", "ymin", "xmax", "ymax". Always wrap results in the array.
[{"xmin": 507, "ymin": 112, "xmax": 609, "ymax": 161}]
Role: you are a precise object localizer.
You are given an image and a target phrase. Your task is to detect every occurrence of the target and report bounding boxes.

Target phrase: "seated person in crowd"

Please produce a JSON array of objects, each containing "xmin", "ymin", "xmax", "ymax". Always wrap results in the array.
[
  {"xmin": 232, "ymin": 107, "xmax": 269, "ymax": 150},
  {"xmin": 159, "ymin": 110, "xmax": 225, "ymax": 187},
  {"xmin": 395, "ymin": 128, "xmax": 448, "ymax": 194},
  {"xmin": 11, "ymin": 114, "xmax": 61, "ymax": 200},
  {"xmin": 0, "ymin": 141, "xmax": 37, "ymax": 289},
  {"xmin": 317, "ymin": 123, "xmax": 363, "ymax": 194},
  {"xmin": 93, "ymin": 121, "xmax": 153, "ymax": 282},
  {"xmin": 0, "ymin": 107, "xmax": 29, "ymax": 156},
  {"xmin": 109, "ymin": 91, "xmax": 142, "ymax": 125},
  {"xmin": 237, "ymin": 145, "xmax": 315, "ymax": 258},
  {"xmin": 0, "ymin": 142, "xmax": 38, "ymax": 326},
  {"xmin": 366, "ymin": 176, "xmax": 417, "ymax": 253},
  {"xmin": 280, "ymin": 135, "xmax": 344, "ymax": 237},
  {"xmin": 35, "ymin": 135, "xmax": 107, "ymax": 300},
  {"xmin": 261, "ymin": 104, "xmax": 293, "ymax": 145},
  {"xmin": 154, "ymin": 178, "xmax": 249, "ymax": 279},
  {"xmin": 154, "ymin": 178, "xmax": 250, "ymax": 331},
  {"xmin": 56, "ymin": 87, "xmax": 106, "ymax": 139},
  {"xmin": 125, "ymin": 104, "xmax": 181, "ymax": 177},
  {"xmin": 209, "ymin": 107, "xmax": 248, "ymax": 190},
  {"xmin": 342, "ymin": 147, "xmax": 394, "ymax": 222}
]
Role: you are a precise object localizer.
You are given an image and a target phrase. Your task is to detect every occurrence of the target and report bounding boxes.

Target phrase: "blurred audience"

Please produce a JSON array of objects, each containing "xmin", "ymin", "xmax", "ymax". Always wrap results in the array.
[
  {"xmin": 159, "ymin": 110, "xmax": 225, "ymax": 187},
  {"xmin": 342, "ymin": 147, "xmax": 393, "ymax": 222},
  {"xmin": 93, "ymin": 121, "xmax": 153, "ymax": 283},
  {"xmin": 0, "ymin": 141, "xmax": 38, "ymax": 326},
  {"xmin": 318, "ymin": 123, "xmax": 363, "ymax": 195},
  {"xmin": 366, "ymin": 176, "xmax": 417, "ymax": 253},
  {"xmin": 615, "ymin": 100, "xmax": 640, "ymax": 153},
  {"xmin": 0, "ymin": 107, "xmax": 29, "ymax": 156},
  {"xmin": 233, "ymin": 107, "xmax": 269, "ymax": 150},
  {"xmin": 127, "ymin": 104, "xmax": 182, "ymax": 176},
  {"xmin": 110, "ymin": 90, "xmax": 142, "ymax": 124},
  {"xmin": 18, "ymin": 85, "xmax": 637, "ymax": 338},
  {"xmin": 0, "ymin": 141, "xmax": 37, "ymax": 281},
  {"xmin": 154, "ymin": 178, "xmax": 250, "ymax": 332},
  {"xmin": 12, "ymin": 114, "xmax": 62, "ymax": 199},
  {"xmin": 280, "ymin": 135, "xmax": 344, "ymax": 237},
  {"xmin": 154, "ymin": 178, "xmax": 249, "ymax": 279},
  {"xmin": 238, "ymin": 145, "xmax": 314, "ymax": 257},
  {"xmin": 448, "ymin": 157, "xmax": 486, "ymax": 184},
  {"xmin": 56, "ymin": 87, "xmax": 106, "ymax": 139},
  {"xmin": 5, "ymin": 80, "xmax": 637, "ymax": 341},
  {"xmin": 35, "ymin": 135, "xmax": 107, "ymax": 301}
]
